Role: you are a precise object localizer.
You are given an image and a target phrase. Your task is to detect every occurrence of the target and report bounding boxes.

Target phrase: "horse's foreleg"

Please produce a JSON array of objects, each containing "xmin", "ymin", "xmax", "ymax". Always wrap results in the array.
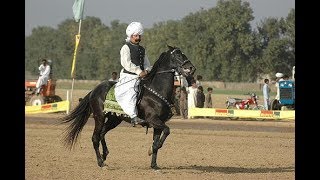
[
  {"xmin": 158, "ymin": 125, "xmax": 170, "ymax": 149},
  {"xmin": 100, "ymin": 113, "xmax": 123, "ymax": 161},
  {"xmin": 150, "ymin": 128, "xmax": 162, "ymax": 169}
]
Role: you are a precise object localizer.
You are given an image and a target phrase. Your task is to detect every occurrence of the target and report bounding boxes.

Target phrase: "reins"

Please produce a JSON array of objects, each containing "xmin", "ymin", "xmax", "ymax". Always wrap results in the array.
[
  {"xmin": 156, "ymin": 69, "xmax": 175, "ymax": 74},
  {"xmin": 114, "ymin": 76, "xmax": 139, "ymax": 88}
]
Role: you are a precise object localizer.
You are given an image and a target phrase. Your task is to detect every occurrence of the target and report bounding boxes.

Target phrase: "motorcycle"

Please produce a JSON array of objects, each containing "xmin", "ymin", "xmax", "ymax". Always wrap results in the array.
[{"xmin": 225, "ymin": 92, "xmax": 264, "ymax": 110}]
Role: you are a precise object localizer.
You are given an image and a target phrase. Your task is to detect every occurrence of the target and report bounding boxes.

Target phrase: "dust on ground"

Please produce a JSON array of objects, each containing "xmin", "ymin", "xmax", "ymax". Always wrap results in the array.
[{"xmin": 25, "ymin": 114, "xmax": 294, "ymax": 180}]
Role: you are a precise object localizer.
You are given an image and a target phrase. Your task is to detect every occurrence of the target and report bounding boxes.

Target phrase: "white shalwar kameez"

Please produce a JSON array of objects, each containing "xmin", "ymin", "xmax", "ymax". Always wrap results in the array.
[
  {"xmin": 36, "ymin": 64, "xmax": 50, "ymax": 93},
  {"xmin": 187, "ymin": 86, "xmax": 198, "ymax": 108},
  {"xmin": 114, "ymin": 44, "xmax": 151, "ymax": 118}
]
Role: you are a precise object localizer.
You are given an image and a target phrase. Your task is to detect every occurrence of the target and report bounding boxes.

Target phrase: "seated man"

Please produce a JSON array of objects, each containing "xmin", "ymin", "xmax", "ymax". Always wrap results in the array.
[
  {"xmin": 114, "ymin": 22, "xmax": 152, "ymax": 127},
  {"xmin": 35, "ymin": 58, "xmax": 51, "ymax": 95}
]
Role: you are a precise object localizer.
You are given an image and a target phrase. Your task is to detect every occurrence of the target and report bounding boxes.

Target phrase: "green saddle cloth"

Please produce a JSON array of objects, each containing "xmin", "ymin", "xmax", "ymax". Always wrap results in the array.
[{"xmin": 104, "ymin": 85, "xmax": 126, "ymax": 115}]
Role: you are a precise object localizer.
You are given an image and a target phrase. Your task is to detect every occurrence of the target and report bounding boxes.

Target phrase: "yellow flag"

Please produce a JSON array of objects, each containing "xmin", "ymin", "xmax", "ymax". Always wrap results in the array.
[{"xmin": 71, "ymin": 34, "xmax": 81, "ymax": 78}]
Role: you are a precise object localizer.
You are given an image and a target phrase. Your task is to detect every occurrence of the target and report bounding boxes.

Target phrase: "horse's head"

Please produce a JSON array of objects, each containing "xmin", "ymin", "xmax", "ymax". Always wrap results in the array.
[{"xmin": 167, "ymin": 45, "xmax": 196, "ymax": 77}]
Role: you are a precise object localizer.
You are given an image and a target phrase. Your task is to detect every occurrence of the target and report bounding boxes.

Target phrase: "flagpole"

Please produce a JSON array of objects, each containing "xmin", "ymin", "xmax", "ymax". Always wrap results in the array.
[
  {"xmin": 69, "ymin": 0, "xmax": 85, "ymax": 112},
  {"xmin": 70, "ymin": 19, "xmax": 82, "ymax": 111}
]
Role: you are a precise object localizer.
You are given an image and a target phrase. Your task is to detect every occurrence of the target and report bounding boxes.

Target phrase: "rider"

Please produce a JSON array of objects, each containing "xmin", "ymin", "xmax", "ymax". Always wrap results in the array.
[{"xmin": 114, "ymin": 21, "xmax": 152, "ymax": 127}]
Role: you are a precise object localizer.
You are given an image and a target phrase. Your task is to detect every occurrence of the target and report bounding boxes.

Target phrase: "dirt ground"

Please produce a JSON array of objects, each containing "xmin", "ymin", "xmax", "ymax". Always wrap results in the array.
[{"xmin": 25, "ymin": 113, "xmax": 294, "ymax": 180}]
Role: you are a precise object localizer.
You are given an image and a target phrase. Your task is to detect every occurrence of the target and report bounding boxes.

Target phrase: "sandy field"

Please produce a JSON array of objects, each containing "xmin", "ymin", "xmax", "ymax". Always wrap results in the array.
[{"xmin": 25, "ymin": 112, "xmax": 294, "ymax": 180}]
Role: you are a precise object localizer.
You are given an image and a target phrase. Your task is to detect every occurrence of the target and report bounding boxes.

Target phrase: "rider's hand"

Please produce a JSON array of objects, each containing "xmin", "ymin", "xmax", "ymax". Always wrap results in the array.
[{"xmin": 139, "ymin": 70, "xmax": 148, "ymax": 78}]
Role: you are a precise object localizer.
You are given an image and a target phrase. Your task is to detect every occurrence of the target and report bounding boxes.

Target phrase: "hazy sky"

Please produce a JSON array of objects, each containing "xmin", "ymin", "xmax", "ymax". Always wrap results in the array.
[{"xmin": 25, "ymin": 0, "xmax": 295, "ymax": 36}]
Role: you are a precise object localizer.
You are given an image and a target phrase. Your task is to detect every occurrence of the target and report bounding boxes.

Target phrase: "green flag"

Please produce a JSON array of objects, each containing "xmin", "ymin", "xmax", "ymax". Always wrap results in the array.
[{"xmin": 72, "ymin": 0, "xmax": 85, "ymax": 22}]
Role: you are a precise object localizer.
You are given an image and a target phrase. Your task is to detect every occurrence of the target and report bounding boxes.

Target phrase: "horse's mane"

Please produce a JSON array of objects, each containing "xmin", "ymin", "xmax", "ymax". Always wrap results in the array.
[{"xmin": 142, "ymin": 51, "xmax": 170, "ymax": 84}]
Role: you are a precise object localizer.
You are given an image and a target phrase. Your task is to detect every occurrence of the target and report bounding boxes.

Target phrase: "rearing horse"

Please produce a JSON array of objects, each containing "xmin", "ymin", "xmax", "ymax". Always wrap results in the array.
[{"xmin": 60, "ymin": 45, "xmax": 196, "ymax": 169}]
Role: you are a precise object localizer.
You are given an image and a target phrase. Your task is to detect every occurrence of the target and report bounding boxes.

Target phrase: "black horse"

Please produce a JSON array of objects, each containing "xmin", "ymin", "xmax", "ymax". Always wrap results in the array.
[{"xmin": 60, "ymin": 45, "xmax": 196, "ymax": 169}]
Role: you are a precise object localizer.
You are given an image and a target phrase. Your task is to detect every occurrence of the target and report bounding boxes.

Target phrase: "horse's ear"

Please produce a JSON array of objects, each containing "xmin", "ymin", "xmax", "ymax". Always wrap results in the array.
[{"xmin": 167, "ymin": 44, "xmax": 174, "ymax": 51}]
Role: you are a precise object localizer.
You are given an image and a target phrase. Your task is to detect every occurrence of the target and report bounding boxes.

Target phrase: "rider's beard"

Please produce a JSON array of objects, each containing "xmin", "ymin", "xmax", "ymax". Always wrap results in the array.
[{"xmin": 134, "ymin": 39, "xmax": 141, "ymax": 43}]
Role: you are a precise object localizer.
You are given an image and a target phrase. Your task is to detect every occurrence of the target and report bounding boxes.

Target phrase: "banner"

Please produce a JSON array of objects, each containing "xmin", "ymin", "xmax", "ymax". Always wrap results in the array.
[
  {"xmin": 71, "ymin": 34, "xmax": 81, "ymax": 78},
  {"xmin": 25, "ymin": 100, "xmax": 70, "ymax": 114},
  {"xmin": 188, "ymin": 108, "xmax": 295, "ymax": 120},
  {"xmin": 72, "ymin": 0, "xmax": 85, "ymax": 22}
]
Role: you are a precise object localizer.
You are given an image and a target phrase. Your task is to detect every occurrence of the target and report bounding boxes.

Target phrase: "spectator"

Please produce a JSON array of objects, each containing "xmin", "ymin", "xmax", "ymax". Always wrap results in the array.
[
  {"xmin": 262, "ymin": 79, "xmax": 271, "ymax": 110},
  {"xmin": 205, "ymin": 87, "xmax": 213, "ymax": 108},
  {"xmin": 109, "ymin": 71, "xmax": 119, "ymax": 82},
  {"xmin": 186, "ymin": 75, "xmax": 194, "ymax": 87},
  {"xmin": 34, "ymin": 58, "xmax": 51, "ymax": 95},
  {"xmin": 178, "ymin": 75, "xmax": 189, "ymax": 88},
  {"xmin": 187, "ymin": 79, "xmax": 198, "ymax": 118},
  {"xmin": 179, "ymin": 86, "xmax": 188, "ymax": 119},
  {"xmin": 195, "ymin": 75, "xmax": 203, "ymax": 87},
  {"xmin": 283, "ymin": 74, "xmax": 289, "ymax": 80},
  {"xmin": 174, "ymin": 87, "xmax": 181, "ymax": 116},
  {"xmin": 275, "ymin": 73, "xmax": 284, "ymax": 100},
  {"xmin": 292, "ymin": 66, "xmax": 295, "ymax": 81},
  {"xmin": 196, "ymin": 86, "xmax": 205, "ymax": 108}
]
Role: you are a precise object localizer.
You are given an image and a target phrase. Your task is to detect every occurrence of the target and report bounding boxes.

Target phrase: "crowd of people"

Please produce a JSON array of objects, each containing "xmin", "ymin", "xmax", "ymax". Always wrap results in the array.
[
  {"xmin": 174, "ymin": 74, "xmax": 214, "ymax": 119},
  {"xmin": 174, "ymin": 70, "xmax": 294, "ymax": 118}
]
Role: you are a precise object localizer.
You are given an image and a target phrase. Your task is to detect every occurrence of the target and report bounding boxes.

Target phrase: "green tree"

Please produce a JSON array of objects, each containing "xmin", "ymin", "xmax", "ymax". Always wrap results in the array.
[{"xmin": 25, "ymin": 1, "xmax": 294, "ymax": 82}]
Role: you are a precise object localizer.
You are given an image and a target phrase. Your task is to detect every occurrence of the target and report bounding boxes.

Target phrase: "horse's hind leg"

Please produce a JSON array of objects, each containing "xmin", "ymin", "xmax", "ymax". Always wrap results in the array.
[
  {"xmin": 100, "ymin": 113, "xmax": 123, "ymax": 161},
  {"xmin": 92, "ymin": 112, "xmax": 106, "ymax": 167}
]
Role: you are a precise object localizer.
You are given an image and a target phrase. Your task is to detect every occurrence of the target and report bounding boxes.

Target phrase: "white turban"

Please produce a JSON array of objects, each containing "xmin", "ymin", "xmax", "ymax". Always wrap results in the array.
[
  {"xmin": 125, "ymin": 22, "xmax": 144, "ymax": 42},
  {"xmin": 275, "ymin": 72, "xmax": 284, "ymax": 78}
]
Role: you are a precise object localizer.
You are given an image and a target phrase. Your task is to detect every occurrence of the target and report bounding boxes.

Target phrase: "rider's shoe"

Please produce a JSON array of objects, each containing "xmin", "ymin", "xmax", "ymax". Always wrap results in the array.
[{"xmin": 131, "ymin": 117, "xmax": 146, "ymax": 127}]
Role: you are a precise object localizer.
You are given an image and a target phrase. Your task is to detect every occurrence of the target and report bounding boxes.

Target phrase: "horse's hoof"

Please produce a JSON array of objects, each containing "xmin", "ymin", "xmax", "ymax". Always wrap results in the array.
[
  {"xmin": 98, "ymin": 162, "xmax": 106, "ymax": 167},
  {"xmin": 148, "ymin": 146, "xmax": 153, "ymax": 156},
  {"xmin": 102, "ymin": 154, "xmax": 108, "ymax": 161},
  {"xmin": 151, "ymin": 165, "xmax": 160, "ymax": 170}
]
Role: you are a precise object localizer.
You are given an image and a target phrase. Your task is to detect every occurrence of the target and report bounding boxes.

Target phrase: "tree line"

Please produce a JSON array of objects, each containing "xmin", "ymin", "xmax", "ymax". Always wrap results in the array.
[{"xmin": 25, "ymin": 0, "xmax": 295, "ymax": 82}]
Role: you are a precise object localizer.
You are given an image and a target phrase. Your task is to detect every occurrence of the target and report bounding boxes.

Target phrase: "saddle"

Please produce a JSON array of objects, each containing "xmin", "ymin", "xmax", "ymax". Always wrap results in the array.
[
  {"xmin": 104, "ymin": 80, "xmax": 174, "ymax": 120},
  {"xmin": 103, "ymin": 81, "xmax": 145, "ymax": 116}
]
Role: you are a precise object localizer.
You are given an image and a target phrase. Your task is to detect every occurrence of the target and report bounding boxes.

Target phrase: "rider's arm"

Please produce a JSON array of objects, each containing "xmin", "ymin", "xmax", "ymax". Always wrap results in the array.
[
  {"xmin": 39, "ymin": 64, "xmax": 45, "ymax": 71},
  {"xmin": 42, "ymin": 65, "xmax": 51, "ymax": 77},
  {"xmin": 144, "ymin": 54, "xmax": 152, "ymax": 72}
]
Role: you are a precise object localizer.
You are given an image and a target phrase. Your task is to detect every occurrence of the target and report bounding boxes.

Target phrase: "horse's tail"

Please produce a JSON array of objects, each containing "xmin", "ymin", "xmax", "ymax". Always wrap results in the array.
[
  {"xmin": 60, "ymin": 91, "xmax": 92, "ymax": 150},
  {"xmin": 60, "ymin": 80, "xmax": 117, "ymax": 150}
]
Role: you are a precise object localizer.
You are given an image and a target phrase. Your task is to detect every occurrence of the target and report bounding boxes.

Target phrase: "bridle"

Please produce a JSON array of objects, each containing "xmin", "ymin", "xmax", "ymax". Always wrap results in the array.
[
  {"xmin": 156, "ymin": 48, "xmax": 191, "ymax": 75},
  {"xmin": 141, "ymin": 48, "xmax": 192, "ymax": 119}
]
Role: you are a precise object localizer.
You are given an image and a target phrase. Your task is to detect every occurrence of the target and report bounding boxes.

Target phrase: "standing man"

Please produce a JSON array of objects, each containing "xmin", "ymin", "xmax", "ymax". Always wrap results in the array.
[
  {"xmin": 187, "ymin": 79, "xmax": 198, "ymax": 118},
  {"xmin": 262, "ymin": 78, "xmax": 271, "ymax": 110},
  {"xmin": 114, "ymin": 22, "xmax": 152, "ymax": 127},
  {"xmin": 35, "ymin": 58, "xmax": 51, "ymax": 95},
  {"xmin": 275, "ymin": 72, "xmax": 284, "ymax": 101},
  {"xmin": 205, "ymin": 87, "xmax": 213, "ymax": 108},
  {"xmin": 196, "ymin": 86, "xmax": 205, "ymax": 108},
  {"xmin": 195, "ymin": 75, "xmax": 202, "ymax": 87},
  {"xmin": 179, "ymin": 86, "xmax": 188, "ymax": 119}
]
